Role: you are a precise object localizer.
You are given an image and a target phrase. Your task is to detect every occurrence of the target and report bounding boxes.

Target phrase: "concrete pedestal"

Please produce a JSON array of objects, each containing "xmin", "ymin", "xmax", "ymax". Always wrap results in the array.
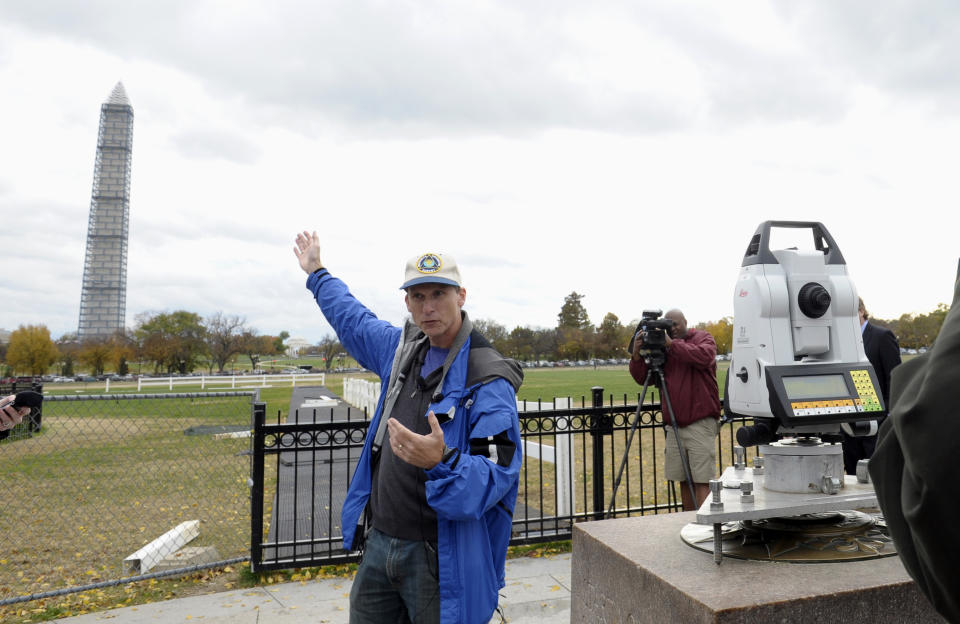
[{"xmin": 572, "ymin": 512, "xmax": 945, "ymax": 624}]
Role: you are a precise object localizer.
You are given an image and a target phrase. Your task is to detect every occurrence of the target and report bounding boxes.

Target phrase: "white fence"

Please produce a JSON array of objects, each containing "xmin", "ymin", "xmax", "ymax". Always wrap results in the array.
[
  {"xmin": 131, "ymin": 373, "xmax": 326, "ymax": 392},
  {"xmin": 343, "ymin": 377, "xmax": 381, "ymax": 416},
  {"xmin": 340, "ymin": 378, "xmax": 575, "ymax": 516}
]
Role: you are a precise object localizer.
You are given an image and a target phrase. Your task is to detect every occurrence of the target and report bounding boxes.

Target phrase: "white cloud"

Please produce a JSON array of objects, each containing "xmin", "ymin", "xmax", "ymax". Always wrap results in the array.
[{"xmin": 0, "ymin": 1, "xmax": 957, "ymax": 347}]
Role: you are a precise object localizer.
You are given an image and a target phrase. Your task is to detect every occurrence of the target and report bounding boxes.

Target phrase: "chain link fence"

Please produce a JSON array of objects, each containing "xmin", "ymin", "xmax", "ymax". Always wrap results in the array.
[{"xmin": 0, "ymin": 391, "xmax": 257, "ymax": 607}]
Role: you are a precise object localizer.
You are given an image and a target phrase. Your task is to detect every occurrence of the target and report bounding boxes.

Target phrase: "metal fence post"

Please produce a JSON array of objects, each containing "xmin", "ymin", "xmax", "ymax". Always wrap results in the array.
[
  {"xmin": 250, "ymin": 401, "xmax": 266, "ymax": 573},
  {"xmin": 590, "ymin": 386, "xmax": 609, "ymax": 520}
]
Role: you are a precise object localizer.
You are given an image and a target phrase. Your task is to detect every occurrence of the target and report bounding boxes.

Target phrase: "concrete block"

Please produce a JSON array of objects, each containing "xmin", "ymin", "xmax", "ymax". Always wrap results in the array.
[{"xmin": 572, "ymin": 511, "xmax": 946, "ymax": 624}]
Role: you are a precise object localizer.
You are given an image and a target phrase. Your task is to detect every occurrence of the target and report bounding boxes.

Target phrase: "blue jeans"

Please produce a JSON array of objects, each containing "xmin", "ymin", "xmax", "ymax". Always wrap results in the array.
[{"xmin": 349, "ymin": 528, "xmax": 440, "ymax": 624}]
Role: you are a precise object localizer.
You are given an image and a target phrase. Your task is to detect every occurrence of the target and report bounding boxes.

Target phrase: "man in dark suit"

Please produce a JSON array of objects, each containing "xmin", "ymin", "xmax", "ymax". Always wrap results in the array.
[{"xmin": 842, "ymin": 297, "xmax": 901, "ymax": 474}]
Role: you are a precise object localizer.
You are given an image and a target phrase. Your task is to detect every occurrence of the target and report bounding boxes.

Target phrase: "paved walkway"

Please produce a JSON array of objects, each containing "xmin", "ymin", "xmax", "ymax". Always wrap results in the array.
[{"xmin": 54, "ymin": 553, "xmax": 572, "ymax": 623}]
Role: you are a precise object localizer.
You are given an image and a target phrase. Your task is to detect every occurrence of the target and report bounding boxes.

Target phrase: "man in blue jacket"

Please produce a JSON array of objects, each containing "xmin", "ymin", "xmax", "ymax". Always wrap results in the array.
[{"xmin": 294, "ymin": 231, "xmax": 523, "ymax": 624}]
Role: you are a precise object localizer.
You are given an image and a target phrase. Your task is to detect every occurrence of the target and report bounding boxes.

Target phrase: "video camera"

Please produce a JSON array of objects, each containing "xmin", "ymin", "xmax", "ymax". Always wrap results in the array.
[
  {"xmin": 725, "ymin": 221, "xmax": 885, "ymax": 451},
  {"xmin": 629, "ymin": 310, "xmax": 675, "ymax": 366}
]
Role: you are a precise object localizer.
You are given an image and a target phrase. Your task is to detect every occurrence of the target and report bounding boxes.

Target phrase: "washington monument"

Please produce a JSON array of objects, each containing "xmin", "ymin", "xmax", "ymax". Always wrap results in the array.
[{"xmin": 77, "ymin": 82, "xmax": 133, "ymax": 341}]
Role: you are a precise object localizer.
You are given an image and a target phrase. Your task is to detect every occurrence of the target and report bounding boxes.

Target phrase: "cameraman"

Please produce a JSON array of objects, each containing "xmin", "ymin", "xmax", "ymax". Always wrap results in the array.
[{"xmin": 629, "ymin": 309, "xmax": 721, "ymax": 511}]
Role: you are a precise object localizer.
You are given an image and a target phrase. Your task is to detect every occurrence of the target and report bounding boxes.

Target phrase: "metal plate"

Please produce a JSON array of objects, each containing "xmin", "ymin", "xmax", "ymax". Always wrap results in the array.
[
  {"xmin": 681, "ymin": 509, "xmax": 897, "ymax": 562},
  {"xmin": 696, "ymin": 466, "xmax": 878, "ymax": 523}
]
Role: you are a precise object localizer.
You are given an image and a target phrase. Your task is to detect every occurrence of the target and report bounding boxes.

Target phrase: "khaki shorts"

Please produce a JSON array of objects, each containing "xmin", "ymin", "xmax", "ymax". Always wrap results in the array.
[{"xmin": 664, "ymin": 416, "xmax": 719, "ymax": 483}]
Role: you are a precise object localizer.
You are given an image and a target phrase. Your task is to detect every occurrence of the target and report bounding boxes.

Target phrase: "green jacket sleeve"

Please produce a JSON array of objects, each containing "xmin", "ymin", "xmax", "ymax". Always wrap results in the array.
[{"xmin": 869, "ymin": 276, "xmax": 960, "ymax": 622}]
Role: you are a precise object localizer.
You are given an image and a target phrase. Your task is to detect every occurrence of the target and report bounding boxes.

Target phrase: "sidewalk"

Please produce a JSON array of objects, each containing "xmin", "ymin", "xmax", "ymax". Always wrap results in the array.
[{"xmin": 54, "ymin": 553, "xmax": 572, "ymax": 623}]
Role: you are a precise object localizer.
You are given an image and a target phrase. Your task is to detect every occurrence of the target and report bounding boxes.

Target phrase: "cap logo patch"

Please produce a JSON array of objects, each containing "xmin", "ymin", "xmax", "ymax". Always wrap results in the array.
[{"xmin": 417, "ymin": 254, "xmax": 442, "ymax": 275}]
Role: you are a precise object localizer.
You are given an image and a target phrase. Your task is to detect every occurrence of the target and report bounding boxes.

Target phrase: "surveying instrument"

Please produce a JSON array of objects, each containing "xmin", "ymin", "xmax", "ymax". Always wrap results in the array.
[{"xmin": 684, "ymin": 221, "xmax": 891, "ymax": 565}]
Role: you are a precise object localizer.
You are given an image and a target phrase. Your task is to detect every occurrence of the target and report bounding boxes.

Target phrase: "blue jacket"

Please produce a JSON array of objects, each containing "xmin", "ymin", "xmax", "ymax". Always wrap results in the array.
[{"xmin": 307, "ymin": 270, "xmax": 523, "ymax": 624}]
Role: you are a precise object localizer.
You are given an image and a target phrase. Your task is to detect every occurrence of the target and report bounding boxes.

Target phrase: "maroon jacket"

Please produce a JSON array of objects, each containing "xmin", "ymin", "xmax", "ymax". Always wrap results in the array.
[{"xmin": 629, "ymin": 328, "xmax": 721, "ymax": 427}]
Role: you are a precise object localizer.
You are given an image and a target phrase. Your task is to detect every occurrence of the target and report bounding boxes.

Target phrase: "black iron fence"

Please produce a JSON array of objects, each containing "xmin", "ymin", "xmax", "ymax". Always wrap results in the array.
[
  {"xmin": 251, "ymin": 400, "xmax": 371, "ymax": 571},
  {"xmin": 0, "ymin": 392, "xmax": 257, "ymax": 608},
  {"xmin": 250, "ymin": 387, "xmax": 754, "ymax": 572}
]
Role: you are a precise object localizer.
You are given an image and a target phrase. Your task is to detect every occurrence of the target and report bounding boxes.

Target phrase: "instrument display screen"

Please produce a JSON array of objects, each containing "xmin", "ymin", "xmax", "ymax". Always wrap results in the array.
[{"xmin": 782, "ymin": 374, "xmax": 849, "ymax": 400}]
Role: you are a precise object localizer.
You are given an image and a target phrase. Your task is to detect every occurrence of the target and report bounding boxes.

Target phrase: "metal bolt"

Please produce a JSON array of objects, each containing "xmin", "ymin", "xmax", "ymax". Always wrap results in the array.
[
  {"xmin": 710, "ymin": 479, "xmax": 724, "ymax": 511},
  {"xmin": 752, "ymin": 456, "xmax": 764, "ymax": 475},
  {"xmin": 821, "ymin": 475, "xmax": 842, "ymax": 495},
  {"xmin": 856, "ymin": 459, "xmax": 871, "ymax": 484},
  {"xmin": 739, "ymin": 480, "xmax": 755, "ymax": 504},
  {"xmin": 734, "ymin": 446, "xmax": 746, "ymax": 470}
]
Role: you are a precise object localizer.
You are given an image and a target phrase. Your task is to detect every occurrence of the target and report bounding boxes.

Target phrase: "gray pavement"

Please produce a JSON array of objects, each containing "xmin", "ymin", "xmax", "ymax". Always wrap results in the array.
[{"xmin": 53, "ymin": 553, "xmax": 571, "ymax": 623}]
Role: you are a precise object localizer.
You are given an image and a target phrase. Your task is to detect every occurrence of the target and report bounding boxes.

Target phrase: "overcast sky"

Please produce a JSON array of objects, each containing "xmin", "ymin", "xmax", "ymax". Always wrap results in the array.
[{"xmin": 2, "ymin": 1, "xmax": 959, "ymax": 345}]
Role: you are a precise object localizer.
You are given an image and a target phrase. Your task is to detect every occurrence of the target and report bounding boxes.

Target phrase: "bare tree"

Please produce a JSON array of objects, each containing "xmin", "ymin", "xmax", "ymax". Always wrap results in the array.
[
  {"xmin": 316, "ymin": 334, "xmax": 343, "ymax": 371},
  {"xmin": 205, "ymin": 312, "xmax": 248, "ymax": 373}
]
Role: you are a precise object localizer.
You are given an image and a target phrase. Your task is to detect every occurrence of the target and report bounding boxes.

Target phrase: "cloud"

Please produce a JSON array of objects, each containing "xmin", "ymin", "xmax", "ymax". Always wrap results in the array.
[
  {"xmin": 169, "ymin": 128, "xmax": 261, "ymax": 164},
  {"xmin": 779, "ymin": 2, "xmax": 960, "ymax": 111},
  {"xmin": 0, "ymin": 0, "xmax": 865, "ymax": 137},
  {"xmin": 2, "ymin": 1, "xmax": 958, "ymax": 346}
]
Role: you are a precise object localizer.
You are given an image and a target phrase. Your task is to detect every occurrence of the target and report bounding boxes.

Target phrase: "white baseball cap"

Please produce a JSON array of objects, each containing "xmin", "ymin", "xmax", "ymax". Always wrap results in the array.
[{"xmin": 401, "ymin": 253, "xmax": 462, "ymax": 290}]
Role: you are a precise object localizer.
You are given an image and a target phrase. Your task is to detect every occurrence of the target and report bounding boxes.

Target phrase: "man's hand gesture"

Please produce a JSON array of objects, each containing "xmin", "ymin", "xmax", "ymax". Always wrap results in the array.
[
  {"xmin": 293, "ymin": 230, "xmax": 324, "ymax": 274},
  {"xmin": 387, "ymin": 411, "xmax": 446, "ymax": 469}
]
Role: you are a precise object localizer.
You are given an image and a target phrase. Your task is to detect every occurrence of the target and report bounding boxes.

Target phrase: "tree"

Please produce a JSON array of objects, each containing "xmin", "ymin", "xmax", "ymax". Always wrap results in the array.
[
  {"xmin": 315, "ymin": 334, "xmax": 343, "ymax": 371},
  {"xmin": 532, "ymin": 327, "xmax": 559, "ymax": 362},
  {"xmin": 473, "ymin": 319, "xmax": 510, "ymax": 354},
  {"xmin": 507, "ymin": 326, "xmax": 535, "ymax": 361},
  {"xmin": 557, "ymin": 327, "xmax": 594, "ymax": 360},
  {"xmin": 109, "ymin": 330, "xmax": 136, "ymax": 376},
  {"xmin": 556, "ymin": 292, "xmax": 594, "ymax": 360},
  {"xmin": 241, "ymin": 331, "xmax": 278, "ymax": 371},
  {"xmin": 78, "ymin": 336, "xmax": 112, "ymax": 376},
  {"xmin": 56, "ymin": 332, "xmax": 80, "ymax": 377},
  {"xmin": 595, "ymin": 313, "xmax": 630, "ymax": 358},
  {"xmin": 6, "ymin": 325, "xmax": 59, "ymax": 375},
  {"xmin": 920, "ymin": 303, "xmax": 949, "ymax": 346},
  {"xmin": 273, "ymin": 330, "xmax": 290, "ymax": 355},
  {"xmin": 135, "ymin": 311, "xmax": 207, "ymax": 374},
  {"xmin": 696, "ymin": 317, "xmax": 734, "ymax": 355},
  {"xmin": 557, "ymin": 292, "xmax": 591, "ymax": 330},
  {"xmin": 205, "ymin": 312, "xmax": 248, "ymax": 372}
]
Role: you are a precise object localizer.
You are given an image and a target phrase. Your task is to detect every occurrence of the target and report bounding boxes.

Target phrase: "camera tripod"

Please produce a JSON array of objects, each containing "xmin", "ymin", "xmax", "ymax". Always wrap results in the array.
[{"xmin": 607, "ymin": 354, "xmax": 698, "ymax": 517}]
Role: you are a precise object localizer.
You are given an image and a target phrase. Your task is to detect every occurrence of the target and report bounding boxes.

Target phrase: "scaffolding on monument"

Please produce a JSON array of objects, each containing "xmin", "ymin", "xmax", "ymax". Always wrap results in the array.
[{"xmin": 78, "ymin": 82, "xmax": 133, "ymax": 342}]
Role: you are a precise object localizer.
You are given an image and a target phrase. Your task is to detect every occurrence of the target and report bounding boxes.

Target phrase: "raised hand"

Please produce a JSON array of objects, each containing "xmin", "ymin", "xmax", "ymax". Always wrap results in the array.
[{"xmin": 293, "ymin": 230, "xmax": 324, "ymax": 274}]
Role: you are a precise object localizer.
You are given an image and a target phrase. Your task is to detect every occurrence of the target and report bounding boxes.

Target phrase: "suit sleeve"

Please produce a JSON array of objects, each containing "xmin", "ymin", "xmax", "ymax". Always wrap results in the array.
[
  {"xmin": 869, "ymin": 280, "xmax": 960, "ymax": 622},
  {"xmin": 876, "ymin": 328, "xmax": 902, "ymax": 406},
  {"xmin": 423, "ymin": 377, "xmax": 521, "ymax": 520},
  {"xmin": 306, "ymin": 270, "xmax": 399, "ymax": 379}
]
